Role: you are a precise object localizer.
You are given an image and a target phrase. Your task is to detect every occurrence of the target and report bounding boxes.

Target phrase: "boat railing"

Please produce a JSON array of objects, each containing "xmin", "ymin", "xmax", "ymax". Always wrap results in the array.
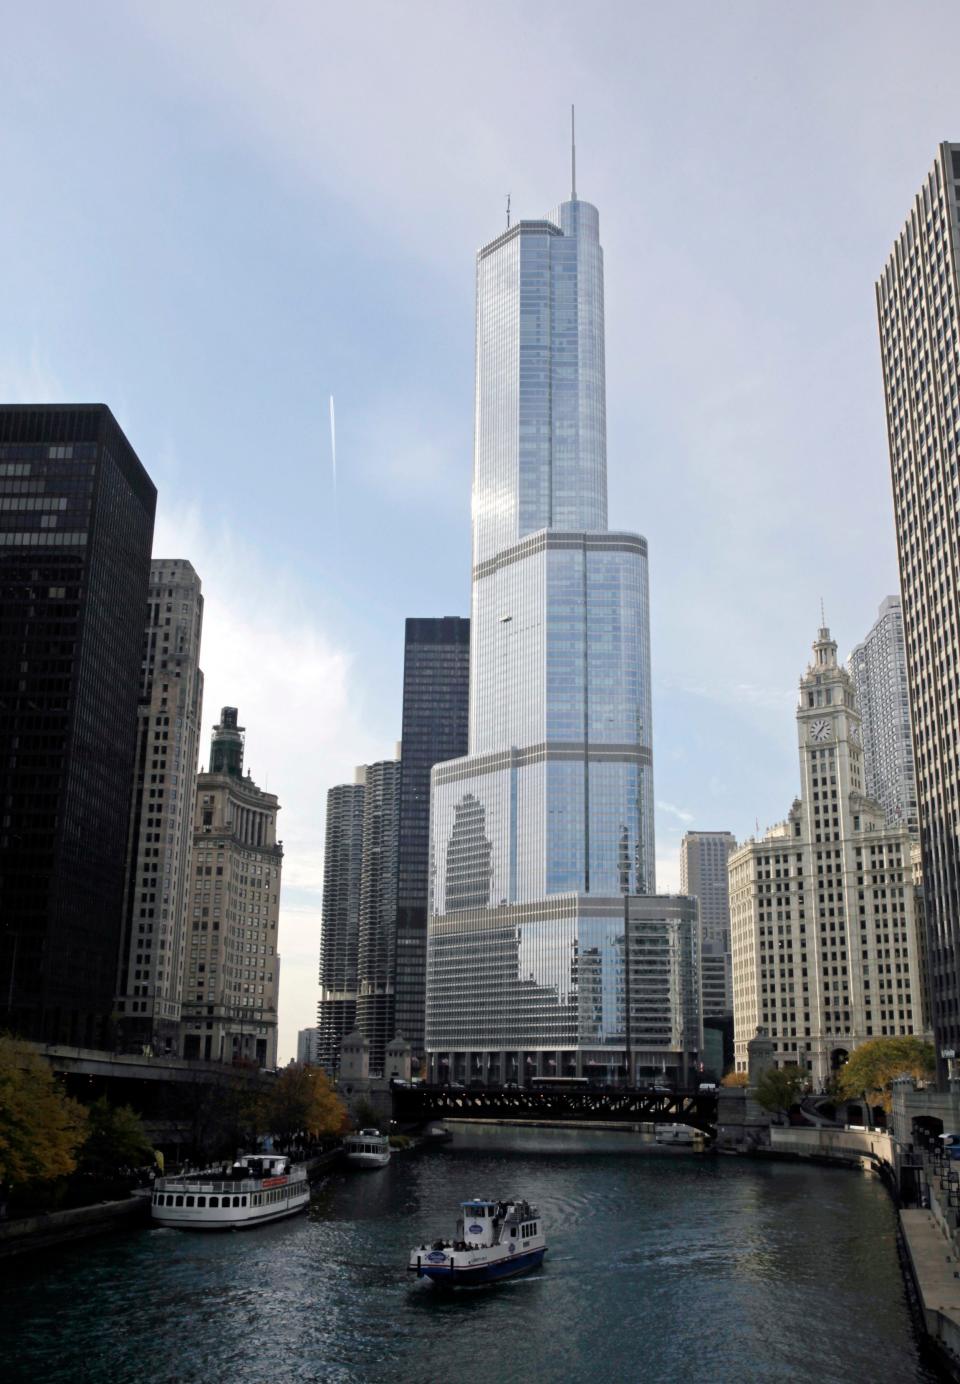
[{"xmin": 155, "ymin": 1176, "xmax": 276, "ymax": 1195}]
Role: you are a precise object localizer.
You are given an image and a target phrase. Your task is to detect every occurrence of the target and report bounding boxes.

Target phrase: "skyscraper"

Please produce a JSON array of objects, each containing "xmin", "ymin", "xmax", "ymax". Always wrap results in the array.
[
  {"xmin": 317, "ymin": 773, "xmax": 365, "ymax": 1074},
  {"xmin": 0, "ymin": 404, "xmax": 156, "ymax": 1047},
  {"xmin": 356, "ymin": 757, "xmax": 401, "ymax": 1075},
  {"xmin": 116, "ymin": 559, "xmax": 204, "ymax": 1052},
  {"xmin": 848, "ymin": 597, "xmax": 917, "ymax": 836},
  {"xmin": 680, "ymin": 830, "xmax": 736, "ymax": 1020},
  {"xmin": 729, "ymin": 627, "xmax": 925, "ymax": 1086},
  {"xmin": 426, "ymin": 166, "xmax": 655, "ymax": 1084},
  {"xmin": 180, "ymin": 708, "xmax": 283, "ymax": 1067},
  {"xmin": 394, "ymin": 617, "xmax": 469, "ymax": 1061},
  {"xmin": 877, "ymin": 145, "xmax": 960, "ymax": 1069}
]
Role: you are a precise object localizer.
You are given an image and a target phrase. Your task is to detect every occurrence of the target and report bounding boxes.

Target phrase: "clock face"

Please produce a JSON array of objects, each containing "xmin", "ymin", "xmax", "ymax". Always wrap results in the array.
[{"xmin": 809, "ymin": 718, "xmax": 831, "ymax": 743}]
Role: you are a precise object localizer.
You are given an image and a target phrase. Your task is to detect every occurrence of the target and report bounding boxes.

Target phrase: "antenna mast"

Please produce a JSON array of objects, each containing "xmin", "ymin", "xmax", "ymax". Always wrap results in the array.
[
  {"xmin": 571, "ymin": 104, "xmax": 577, "ymax": 200},
  {"xmin": 506, "ymin": 192, "xmax": 511, "ymax": 229}
]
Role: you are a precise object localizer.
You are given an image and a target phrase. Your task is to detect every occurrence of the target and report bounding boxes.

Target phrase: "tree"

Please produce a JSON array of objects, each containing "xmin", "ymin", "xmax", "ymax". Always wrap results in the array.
[
  {"xmin": 76, "ymin": 1097, "xmax": 153, "ymax": 1183},
  {"xmin": 835, "ymin": 1036, "xmax": 935, "ymax": 1114},
  {"xmin": 754, "ymin": 1065, "xmax": 805, "ymax": 1116},
  {"xmin": 721, "ymin": 1071, "xmax": 749, "ymax": 1088},
  {"xmin": 267, "ymin": 1065, "xmax": 346, "ymax": 1144},
  {"xmin": 0, "ymin": 1036, "xmax": 88, "ymax": 1205}
]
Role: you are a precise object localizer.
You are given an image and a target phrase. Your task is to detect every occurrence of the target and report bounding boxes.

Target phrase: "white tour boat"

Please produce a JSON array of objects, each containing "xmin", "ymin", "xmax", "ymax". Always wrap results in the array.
[
  {"xmin": 151, "ymin": 1154, "xmax": 310, "ymax": 1230},
  {"xmin": 344, "ymin": 1128, "xmax": 391, "ymax": 1168},
  {"xmin": 654, "ymin": 1124, "xmax": 698, "ymax": 1146},
  {"xmin": 409, "ymin": 1197, "xmax": 547, "ymax": 1287}
]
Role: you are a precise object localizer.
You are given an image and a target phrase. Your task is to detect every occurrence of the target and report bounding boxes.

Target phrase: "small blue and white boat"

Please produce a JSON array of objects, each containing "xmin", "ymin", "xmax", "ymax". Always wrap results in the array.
[{"xmin": 408, "ymin": 1196, "xmax": 546, "ymax": 1287}]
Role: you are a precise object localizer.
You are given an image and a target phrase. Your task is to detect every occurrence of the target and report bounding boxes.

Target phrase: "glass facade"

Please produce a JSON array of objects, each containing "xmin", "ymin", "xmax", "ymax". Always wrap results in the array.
[
  {"xmin": 0, "ymin": 405, "xmax": 156, "ymax": 1048},
  {"xmin": 426, "ymin": 194, "xmax": 655, "ymax": 1076},
  {"xmin": 394, "ymin": 617, "xmax": 469, "ymax": 1061}
]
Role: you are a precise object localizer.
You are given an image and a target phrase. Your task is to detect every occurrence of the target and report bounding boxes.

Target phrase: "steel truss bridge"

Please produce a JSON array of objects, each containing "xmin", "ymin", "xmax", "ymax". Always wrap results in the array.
[{"xmin": 391, "ymin": 1084, "xmax": 719, "ymax": 1137}]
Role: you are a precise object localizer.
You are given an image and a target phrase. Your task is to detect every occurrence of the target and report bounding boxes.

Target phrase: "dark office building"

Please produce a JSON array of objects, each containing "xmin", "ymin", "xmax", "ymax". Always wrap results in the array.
[
  {"xmin": 393, "ymin": 616, "xmax": 469, "ymax": 1062},
  {"xmin": 0, "ymin": 405, "xmax": 156, "ymax": 1047}
]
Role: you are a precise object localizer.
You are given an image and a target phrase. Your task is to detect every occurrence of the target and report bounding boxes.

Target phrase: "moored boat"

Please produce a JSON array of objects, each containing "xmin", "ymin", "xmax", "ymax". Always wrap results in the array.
[
  {"xmin": 654, "ymin": 1123, "xmax": 698, "ymax": 1146},
  {"xmin": 151, "ymin": 1154, "xmax": 309, "ymax": 1230},
  {"xmin": 408, "ymin": 1197, "xmax": 546, "ymax": 1286},
  {"xmin": 344, "ymin": 1128, "xmax": 391, "ymax": 1168}
]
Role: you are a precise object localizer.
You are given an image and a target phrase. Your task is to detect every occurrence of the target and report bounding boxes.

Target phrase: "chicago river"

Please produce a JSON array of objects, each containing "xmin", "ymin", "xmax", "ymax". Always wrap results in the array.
[{"xmin": 3, "ymin": 1128, "xmax": 936, "ymax": 1383}]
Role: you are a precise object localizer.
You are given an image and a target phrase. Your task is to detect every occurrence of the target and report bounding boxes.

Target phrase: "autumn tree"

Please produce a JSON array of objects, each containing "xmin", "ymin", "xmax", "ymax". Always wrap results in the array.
[
  {"xmin": 721, "ymin": 1071, "xmax": 749, "ymax": 1088},
  {"xmin": 267, "ymin": 1065, "xmax": 346, "ymax": 1144},
  {"xmin": 835, "ymin": 1036, "xmax": 935, "ymax": 1113},
  {"xmin": 75, "ymin": 1097, "xmax": 154, "ymax": 1186},
  {"xmin": 754, "ymin": 1065, "xmax": 806, "ymax": 1116},
  {"xmin": 0, "ymin": 1036, "xmax": 88, "ymax": 1212}
]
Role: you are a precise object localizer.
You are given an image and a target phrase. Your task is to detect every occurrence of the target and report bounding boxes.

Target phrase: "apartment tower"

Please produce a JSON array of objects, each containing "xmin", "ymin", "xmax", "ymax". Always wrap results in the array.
[{"xmin": 317, "ymin": 774, "xmax": 365, "ymax": 1074}]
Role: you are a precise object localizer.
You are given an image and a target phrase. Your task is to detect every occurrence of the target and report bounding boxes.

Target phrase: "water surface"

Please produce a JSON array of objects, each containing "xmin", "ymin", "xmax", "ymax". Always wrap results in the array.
[{"xmin": 4, "ymin": 1126, "xmax": 936, "ymax": 1383}]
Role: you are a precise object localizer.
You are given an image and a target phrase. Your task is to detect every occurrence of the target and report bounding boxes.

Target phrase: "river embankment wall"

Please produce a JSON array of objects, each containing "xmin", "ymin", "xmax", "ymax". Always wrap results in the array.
[{"xmin": 0, "ymin": 1193, "xmax": 150, "ymax": 1261}]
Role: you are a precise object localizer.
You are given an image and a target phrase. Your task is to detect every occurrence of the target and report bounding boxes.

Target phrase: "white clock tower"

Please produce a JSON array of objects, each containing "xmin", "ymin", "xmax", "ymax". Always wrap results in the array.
[
  {"xmin": 796, "ymin": 626, "xmax": 881, "ymax": 849},
  {"xmin": 729, "ymin": 624, "xmax": 928, "ymax": 1088}
]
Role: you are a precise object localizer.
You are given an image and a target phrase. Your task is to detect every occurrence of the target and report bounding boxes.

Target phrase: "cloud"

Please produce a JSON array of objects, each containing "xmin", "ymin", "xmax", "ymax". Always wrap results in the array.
[
  {"xmin": 152, "ymin": 498, "xmax": 388, "ymax": 1062},
  {"xmin": 656, "ymin": 800, "xmax": 695, "ymax": 826}
]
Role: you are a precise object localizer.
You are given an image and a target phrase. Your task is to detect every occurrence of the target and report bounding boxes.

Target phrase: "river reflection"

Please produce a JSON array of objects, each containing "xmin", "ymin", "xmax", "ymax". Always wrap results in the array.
[{"xmin": 4, "ymin": 1125, "xmax": 938, "ymax": 1384}]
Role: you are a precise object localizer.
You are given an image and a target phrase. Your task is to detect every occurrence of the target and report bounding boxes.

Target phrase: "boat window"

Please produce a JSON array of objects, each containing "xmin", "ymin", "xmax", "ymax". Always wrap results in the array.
[
  {"xmin": 511, "ymin": 1227, "xmax": 517, "ymax": 1237},
  {"xmin": 241, "ymin": 1197, "xmax": 247, "ymax": 1206},
  {"xmin": 197, "ymin": 1197, "xmax": 206, "ymax": 1208},
  {"xmin": 185, "ymin": 1196, "xmax": 195, "ymax": 1208},
  {"xmin": 175, "ymin": 1195, "xmax": 184, "ymax": 1207},
  {"xmin": 233, "ymin": 1196, "xmax": 241, "ymax": 1207},
  {"xmin": 208, "ymin": 1197, "xmax": 218, "ymax": 1208}
]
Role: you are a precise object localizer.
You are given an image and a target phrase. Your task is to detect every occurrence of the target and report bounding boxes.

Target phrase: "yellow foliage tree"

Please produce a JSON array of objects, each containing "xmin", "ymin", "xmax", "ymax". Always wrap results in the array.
[
  {"xmin": 835, "ymin": 1036, "xmax": 935, "ymax": 1113},
  {"xmin": 0, "ymin": 1036, "xmax": 89, "ymax": 1197},
  {"xmin": 721, "ymin": 1071, "xmax": 749, "ymax": 1088},
  {"xmin": 268, "ymin": 1064, "xmax": 346, "ymax": 1143}
]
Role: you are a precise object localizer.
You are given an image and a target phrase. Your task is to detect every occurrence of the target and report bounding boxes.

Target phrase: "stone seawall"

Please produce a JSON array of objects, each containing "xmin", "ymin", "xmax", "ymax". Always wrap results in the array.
[
  {"xmin": 769, "ymin": 1125, "xmax": 895, "ymax": 1170},
  {"xmin": 0, "ymin": 1193, "xmax": 151, "ymax": 1261}
]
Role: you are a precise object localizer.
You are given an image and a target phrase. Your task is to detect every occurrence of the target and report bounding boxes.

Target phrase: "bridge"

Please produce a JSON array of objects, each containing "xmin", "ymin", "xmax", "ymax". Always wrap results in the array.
[{"xmin": 391, "ymin": 1083, "xmax": 719, "ymax": 1137}]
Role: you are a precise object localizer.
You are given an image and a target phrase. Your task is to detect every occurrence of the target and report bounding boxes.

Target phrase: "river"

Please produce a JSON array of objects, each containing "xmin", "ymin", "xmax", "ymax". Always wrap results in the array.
[{"xmin": 3, "ymin": 1125, "xmax": 938, "ymax": 1384}]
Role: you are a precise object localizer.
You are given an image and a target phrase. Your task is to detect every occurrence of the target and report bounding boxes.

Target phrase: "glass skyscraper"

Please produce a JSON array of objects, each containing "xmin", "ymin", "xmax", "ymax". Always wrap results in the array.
[
  {"xmin": 394, "ymin": 617, "xmax": 470, "ymax": 1061},
  {"xmin": 426, "ymin": 190, "xmax": 655, "ymax": 1085}
]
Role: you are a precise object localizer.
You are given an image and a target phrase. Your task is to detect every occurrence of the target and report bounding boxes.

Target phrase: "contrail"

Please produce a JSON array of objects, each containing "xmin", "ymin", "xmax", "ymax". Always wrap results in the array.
[{"xmin": 329, "ymin": 394, "xmax": 337, "ymax": 497}]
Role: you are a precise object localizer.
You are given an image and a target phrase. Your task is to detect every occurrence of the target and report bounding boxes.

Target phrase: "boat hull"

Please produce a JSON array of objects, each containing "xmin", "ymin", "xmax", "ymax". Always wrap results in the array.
[
  {"xmin": 152, "ymin": 1193, "xmax": 310, "ymax": 1231},
  {"xmin": 412, "ymin": 1246, "xmax": 546, "ymax": 1286}
]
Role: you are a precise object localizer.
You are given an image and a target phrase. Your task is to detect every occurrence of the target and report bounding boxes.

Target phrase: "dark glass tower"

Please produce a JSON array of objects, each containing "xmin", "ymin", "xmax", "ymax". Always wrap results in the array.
[
  {"xmin": 0, "ymin": 404, "xmax": 156, "ymax": 1047},
  {"xmin": 394, "ymin": 617, "xmax": 469, "ymax": 1061}
]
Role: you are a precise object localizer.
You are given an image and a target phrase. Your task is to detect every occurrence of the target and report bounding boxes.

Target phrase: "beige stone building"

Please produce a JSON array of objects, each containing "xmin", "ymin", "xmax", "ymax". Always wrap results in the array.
[
  {"xmin": 730, "ymin": 626, "xmax": 927, "ymax": 1088},
  {"xmin": 115, "ymin": 559, "xmax": 204, "ymax": 1052},
  {"xmin": 179, "ymin": 707, "xmax": 283, "ymax": 1068}
]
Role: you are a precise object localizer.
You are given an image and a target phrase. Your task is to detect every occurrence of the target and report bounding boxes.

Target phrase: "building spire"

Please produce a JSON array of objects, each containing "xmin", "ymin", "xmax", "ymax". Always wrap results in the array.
[{"xmin": 571, "ymin": 104, "xmax": 577, "ymax": 200}]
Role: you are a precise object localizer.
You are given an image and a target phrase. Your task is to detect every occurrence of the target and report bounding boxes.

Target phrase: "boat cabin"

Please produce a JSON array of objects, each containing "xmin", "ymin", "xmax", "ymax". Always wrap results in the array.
[{"xmin": 456, "ymin": 1198, "xmax": 540, "ymax": 1249}]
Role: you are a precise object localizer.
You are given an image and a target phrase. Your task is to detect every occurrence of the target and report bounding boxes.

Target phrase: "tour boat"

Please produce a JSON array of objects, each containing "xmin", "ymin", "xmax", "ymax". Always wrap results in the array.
[
  {"xmin": 654, "ymin": 1124, "xmax": 697, "ymax": 1146},
  {"xmin": 344, "ymin": 1128, "xmax": 391, "ymax": 1168},
  {"xmin": 408, "ymin": 1196, "xmax": 547, "ymax": 1286},
  {"xmin": 151, "ymin": 1154, "xmax": 310, "ymax": 1230}
]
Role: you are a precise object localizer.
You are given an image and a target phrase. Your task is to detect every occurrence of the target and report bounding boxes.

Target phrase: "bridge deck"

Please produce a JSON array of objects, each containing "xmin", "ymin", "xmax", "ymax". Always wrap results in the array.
[{"xmin": 392, "ymin": 1084, "xmax": 718, "ymax": 1134}]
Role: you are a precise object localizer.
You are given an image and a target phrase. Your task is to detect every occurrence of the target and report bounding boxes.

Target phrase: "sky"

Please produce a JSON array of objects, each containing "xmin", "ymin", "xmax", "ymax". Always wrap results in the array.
[{"xmin": 1, "ymin": 1, "xmax": 955, "ymax": 1062}]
